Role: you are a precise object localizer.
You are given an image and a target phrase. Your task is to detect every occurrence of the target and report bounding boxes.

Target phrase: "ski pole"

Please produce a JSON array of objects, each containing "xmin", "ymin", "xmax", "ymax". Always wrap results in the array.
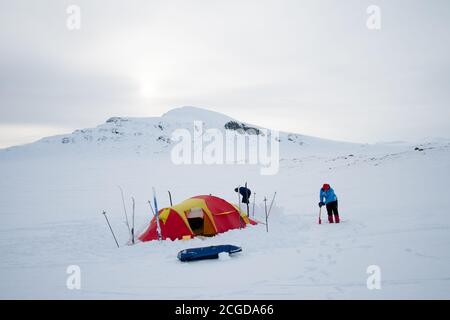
[
  {"xmin": 267, "ymin": 192, "xmax": 277, "ymax": 218},
  {"xmin": 102, "ymin": 211, "xmax": 119, "ymax": 248}
]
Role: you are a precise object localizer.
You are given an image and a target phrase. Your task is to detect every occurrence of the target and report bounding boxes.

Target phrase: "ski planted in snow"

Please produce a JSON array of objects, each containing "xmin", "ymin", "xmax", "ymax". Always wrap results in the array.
[
  {"xmin": 153, "ymin": 187, "xmax": 162, "ymax": 241},
  {"xmin": 148, "ymin": 200, "xmax": 155, "ymax": 216},
  {"xmin": 118, "ymin": 186, "xmax": 131, "ymax": 237}
]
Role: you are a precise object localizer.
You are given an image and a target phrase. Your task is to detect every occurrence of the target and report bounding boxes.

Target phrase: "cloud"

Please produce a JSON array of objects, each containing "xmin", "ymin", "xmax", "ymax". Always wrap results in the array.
[
  {"xmin": 0, "ymin": 0, "xmax": 449, "ymax": 146},
  {"xmin": 0, "ymin": 51, "xmax": 142, "ymax": 126}
]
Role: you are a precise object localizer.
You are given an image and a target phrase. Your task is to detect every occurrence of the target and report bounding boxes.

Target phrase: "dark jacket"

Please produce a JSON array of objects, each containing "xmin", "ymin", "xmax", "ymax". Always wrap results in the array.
[{"xmin": 237, "ymin": 187, "xmax": 251, "ymax": 204}]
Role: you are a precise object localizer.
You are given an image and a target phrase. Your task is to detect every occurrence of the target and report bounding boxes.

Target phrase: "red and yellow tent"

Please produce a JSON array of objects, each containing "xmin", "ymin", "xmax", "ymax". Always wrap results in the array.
[{"xmin": 139, "ymin": 195, "xmax": 257, "ymax": 241}]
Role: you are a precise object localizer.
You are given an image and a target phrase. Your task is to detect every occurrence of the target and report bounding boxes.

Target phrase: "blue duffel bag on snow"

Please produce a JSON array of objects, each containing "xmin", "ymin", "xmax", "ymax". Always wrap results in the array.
[{"xmin": 177, "ymin": 245, "xmax": 242, "ymax": 262}]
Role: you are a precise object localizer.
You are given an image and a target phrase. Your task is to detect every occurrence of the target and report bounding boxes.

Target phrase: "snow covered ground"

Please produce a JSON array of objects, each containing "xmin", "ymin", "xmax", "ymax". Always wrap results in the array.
[{"xmin": 0, "ymin": 107, "xmax": 449, "ymax": 299}]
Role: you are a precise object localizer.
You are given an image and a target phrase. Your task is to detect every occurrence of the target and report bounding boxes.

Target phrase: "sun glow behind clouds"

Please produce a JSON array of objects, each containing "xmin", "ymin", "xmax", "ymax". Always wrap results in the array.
[
  {"xmin": 138, "ymin": 76, "xmax": 159, "ymax": 99},
  {"xmin": 93, "ymin": 29, "xmax": 181, "ymax": 101}
]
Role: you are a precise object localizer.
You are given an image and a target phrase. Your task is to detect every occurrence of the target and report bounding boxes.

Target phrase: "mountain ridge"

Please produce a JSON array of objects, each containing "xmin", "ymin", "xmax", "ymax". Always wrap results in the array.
[{"xmin": 1, "ymin": 106, "xmax": 363, "ymax": 155}]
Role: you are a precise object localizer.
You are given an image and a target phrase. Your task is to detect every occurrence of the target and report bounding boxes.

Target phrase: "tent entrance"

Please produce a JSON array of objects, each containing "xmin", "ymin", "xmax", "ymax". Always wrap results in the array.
[{"xmin": 186, "ymin": 208, "xmax": 216, "ymax": 236}]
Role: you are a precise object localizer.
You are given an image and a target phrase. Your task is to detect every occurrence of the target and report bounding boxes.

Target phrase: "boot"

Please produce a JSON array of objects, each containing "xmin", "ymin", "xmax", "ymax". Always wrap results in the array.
[
  {"xmin": 334, "ymin": 214, "xmax": 340, "ymax": 223},
  {"xmin": 328, "ymin": 215, "xmax": 334, "ymax": 223}
]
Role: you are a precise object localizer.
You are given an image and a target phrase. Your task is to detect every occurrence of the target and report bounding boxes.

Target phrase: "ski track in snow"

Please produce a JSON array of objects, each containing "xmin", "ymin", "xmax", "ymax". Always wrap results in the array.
[{"xmin": 0, "ymin": 108, "xmax": 449, "ymax": 299}]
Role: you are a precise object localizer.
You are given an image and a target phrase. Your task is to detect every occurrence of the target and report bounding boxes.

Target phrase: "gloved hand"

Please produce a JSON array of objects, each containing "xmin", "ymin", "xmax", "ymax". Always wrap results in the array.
[{"xmin": 318, "ymin": 202, "xmax": 325, "ymax": 207}]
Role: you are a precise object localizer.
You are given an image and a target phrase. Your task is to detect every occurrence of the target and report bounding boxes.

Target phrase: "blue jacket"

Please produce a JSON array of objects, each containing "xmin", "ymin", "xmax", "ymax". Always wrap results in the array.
[{"xmin": 320, "ymin": 187, "xmax": 337, "ymax": 204}]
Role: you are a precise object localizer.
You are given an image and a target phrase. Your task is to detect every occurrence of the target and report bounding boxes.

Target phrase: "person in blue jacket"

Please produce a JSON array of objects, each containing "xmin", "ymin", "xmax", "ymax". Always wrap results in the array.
[{"xmin": 319, "ymin": 184, "xmax": 340, "ymax": 223}]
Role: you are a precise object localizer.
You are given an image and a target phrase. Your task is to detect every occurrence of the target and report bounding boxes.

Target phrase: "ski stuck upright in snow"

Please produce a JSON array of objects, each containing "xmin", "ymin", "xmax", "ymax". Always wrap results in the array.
[
  {"xmin": 152, "ymin": 187, "xmax": 163, "ymax": 241},
  {"xmin": 118, "ymin": 186, "xmax": 131, "ymax": 238}
]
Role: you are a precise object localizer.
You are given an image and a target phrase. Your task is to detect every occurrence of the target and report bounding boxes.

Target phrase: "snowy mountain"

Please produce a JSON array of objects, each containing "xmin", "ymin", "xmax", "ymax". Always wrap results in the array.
[
  {"xmin": 1, "ymin": 106, "xmax": 361, "ymax": 157},
  {"xmin": 0, "ymin": 106, "xmax": 449, "ymax": 299}
]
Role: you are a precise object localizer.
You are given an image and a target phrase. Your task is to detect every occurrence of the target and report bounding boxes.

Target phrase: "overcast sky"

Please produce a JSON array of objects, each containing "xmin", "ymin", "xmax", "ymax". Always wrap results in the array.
[{"xmin": 0, "ymin": 0, "xmax": 449, "ymax": 147}]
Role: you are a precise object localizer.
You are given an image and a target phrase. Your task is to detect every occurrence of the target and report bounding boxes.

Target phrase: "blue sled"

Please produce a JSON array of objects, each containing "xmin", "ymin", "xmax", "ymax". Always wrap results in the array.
[{"xmin": 177, "ymin": 245, "xmax": 242, "ymax": 262}]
